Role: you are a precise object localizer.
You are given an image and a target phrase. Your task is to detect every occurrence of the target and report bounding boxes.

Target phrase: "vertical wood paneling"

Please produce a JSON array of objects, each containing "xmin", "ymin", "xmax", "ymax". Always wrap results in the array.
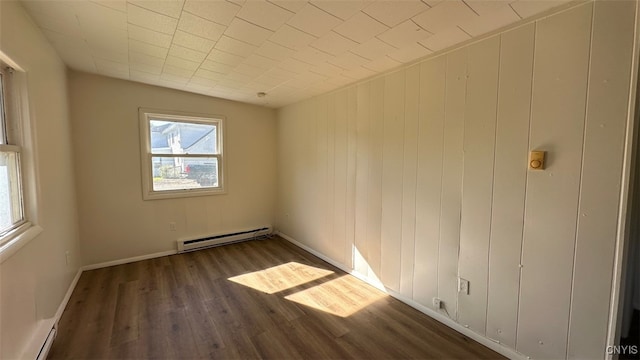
[
  {"xmin": 354, "ymin": 83, "xmax": 371, "ymax": 278},
  {"xmin": 326, "ymin": 94, "xmax": 336, "ymax": 259},
  {"xmin": 458, "ymin": 35, "xmax": 500, "ymax": 335},
  {"xmin": 439, "ymin": 48, "xmax": 467, "ymax": 318},
  {"xmin": 400, "ymin": 65, "xmax": 420, "ymax": 298},
  {"xmin": 333, "ymin": 90, "xmax": 348, "ymax": 265},
  {"xmin": 568, "ymin": 2, "xmax": 636, "ymax": 358},
  {"xmin": 485, "ymin": 23, "xmax": 535, "ymax": 348},
  {"xmin": 414, "ymin": 56, "xmax": 446, "ymax": 307},
  {"xmin": 381, "ymin": 71, "xmax": 405, "ymax": 291},
  {"xmin": 517, "ymin": 4, "xmax": 593, "ymax": 359},
  {"xmin": 345, "ymin": 86, "xmax": 358, "ymax": 270},
  {"xmin": 366, "ymin": 78, "xmax": 385, "ymax": 281},
  {"xmin": 316, "ymin": 96, "xmax": 329, "ymax": 253}
]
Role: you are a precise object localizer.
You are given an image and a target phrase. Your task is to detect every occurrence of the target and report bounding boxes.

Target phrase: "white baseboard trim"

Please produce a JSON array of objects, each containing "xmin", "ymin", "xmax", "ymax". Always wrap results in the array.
[
  {"xmin": 277, "ymin": 231, "xmax": 527, "ymax": 360},
  {"xmin": 82, "ymin": 249, "xmax": 177, "ymax": 271},
  {"xmin": 54, "ymin": 268, "xmax": 82, "ymax": 326}
]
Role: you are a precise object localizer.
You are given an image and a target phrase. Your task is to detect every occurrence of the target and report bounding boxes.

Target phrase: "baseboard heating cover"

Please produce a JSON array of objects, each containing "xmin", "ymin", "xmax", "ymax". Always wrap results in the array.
[{"xmin": 177, "ymin": 226, "xmax": 272, "ymax": 253}]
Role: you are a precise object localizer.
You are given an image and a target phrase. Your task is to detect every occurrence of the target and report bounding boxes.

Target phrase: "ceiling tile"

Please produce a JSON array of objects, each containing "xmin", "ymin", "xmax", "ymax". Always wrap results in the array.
[
  {"xmin": 130, "ymin": 51, "xmax": 166, "ymax": 66},
  {"xmin": 236, "ymin": 0, "xmax": 295, "ymax": 31},
  {"xmin": 311, "ymin": 31, "xmax": 358, "ymax": 56},
  {"xmin": 165, "ymin": 55, "xmax": 201, "ymax": 71},
  {"xmin": 293, "ymin": 46, "xmax": 332, "ymax": 66},
  {"xmin": 168, "ymin": 44, "xmax": 207, "ymax": 63},
  {"xmin": 328, "ymin": 52, "xmax": 368, "ymax": 69},
  {"xmin": 234, "ymin": 63, "xmax": 268, "ymax": 77},
  {"xmin": 418, "ymin": 25, "xmax": 470, "ymax": 52},
  {"xmin": 127, "ymin": 3, "xmax": 178, "ymax": 35},
  {"xmin": 362, "ymin": 0, "xmax": 429, "ymax": 27},
  {"xmin": 194, "ymin": 68, "xmax": 227, "ymax": 81},
  {"xmin": 459, "ymin": 5, "xmax": 520, "ymax": 36},
  {"xmin": 128, "ymin": 24, "xmax": 172, "ymax": 48},
  {"xmin": 128, "ymin": 0, "xmax": 185, "ymax": 18},
  {"xmin": 333, "ymin": 12, "xmax": 388, "ymax": 43},
  {"xmin": 510, "ymin": 0, "xmax": 570, "ymax": 19},
  {"xmin": 267, "ymin": 0, "xmax": 308, "ymax": 13},
  {"xmin": 200, "ymin": 60, "xmax": 235, "ymax": 74},
  {"xmin": 341, "ymin": 66, "xmax": 376, "ymax": 80},
  {"xmin": 207, "ymin": 49, "xmax": 245, "ymax": 66},
  {"xmin": 76, "ymin": 2, "xmax": 127, "ymax": 30},
  {"xmin": 270, "ymin": 25, "xmax": 317, "ymax": 51},
  {"xmin": 388, "ymin": 42, "xmax": 432, "ymax": 63},
  {"xmin": 162, "ymin": 65, "xmax": 195, "ymax": 78},
  {"xmin": 214, "ymin": 36, "xmax": 257, "ymax": 57},
  {"xmin": 177, "ymin": 12, "xmax": 226, "ymax": 41},
  {"xmin": 412, "ymin": 0, "xmax": 478, "ymax": 33},
  {"xmin": 129, "ymin": 39, "xmax": 170, "ymax": 58},
  {"xmin": 226, "ymin": 71, "xmax": 254, "ymax": 82},
  {"xmin": 189, "ymin": 77, "xmax": 219, "ymax": 88},
  {"xmin": 362, "ymin": 56, "xmax": 401, "ymax": 72},
  {"xmin": 183, "ymin": 0, "xmax": 241, "ymax": 25},
  {"xmin": 160, "ymin": 72, "xmax": 190, "ymax": 84},
  {"xmin": 308, "ymin": 61, "xmax": 344, "ymax": 77},
  {"xmin": 28, "ymin": 11, "xmax": 83, "ymax": 38},
  {"xmin": 130, "ymin": 70, "xmax": 160, "ymax": 82},
  {"xmin": 350, "ymin": 37, "xmax": 396, "ymax": 60},
  {"xmin": 278, "ymin": 57, "xmax": 312, "ymax": 73},
  {"xmin": 95, "ymin": 58, "xmax": 129, "ymax": 73},
  {"xmin": 224, "ymin": 18, "xmax": 274, "ymax": 46},
  {"xmin": 310, "ymin": 0, "xmax": 370, "ymax": 20},
  {"xmin": 464, "ymin": 0, "xmax": 512, "ymax": 16},
  {"xmin": 91, "ymin": 48, "xmax": 128, "ymax": 63},
  {"xmin": 173, "ymin": 30, "xmax": 216, "ymax": 53},
  {"xmin": 287, "ymin": 4, "xmax": 342, "ymax": 37},
  {"xmin": 242, "ymin": 54, "xmax": 279, "ymax": 70},
  {"xmin": 130, "ymin": 61, "xmax": 163, "ymax": 75},
  {"xmin": 255, "ymin": 41, "xmax": 296, "ymax": 61},
  {"xmin": 377, "ymin": 20, "xmax": 432, "ymax": 48}
]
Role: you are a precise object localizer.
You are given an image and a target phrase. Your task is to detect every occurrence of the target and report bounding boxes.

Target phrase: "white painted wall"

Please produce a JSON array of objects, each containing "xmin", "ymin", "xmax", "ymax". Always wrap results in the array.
[
  {"xmin": 0, "ymin": 1, "xmax": 82, "ymax": 358},
  {"xmin": 276, "ymin": 2, "xmax": 637, "ymax": 359},
  {"xmin": 68, "ymin": 72, "xmax": 277, "ymax": 266}
]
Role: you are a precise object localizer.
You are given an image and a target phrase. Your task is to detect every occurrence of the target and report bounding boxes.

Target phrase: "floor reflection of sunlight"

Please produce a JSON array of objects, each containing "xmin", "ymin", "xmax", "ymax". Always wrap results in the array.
[
  {"xmin": 228, "ymin": 262, "xmax": 334, "ymax": 294},
  {"xmin": 285, "ymin": 275, "xmax": 387, "ymax": 317}
]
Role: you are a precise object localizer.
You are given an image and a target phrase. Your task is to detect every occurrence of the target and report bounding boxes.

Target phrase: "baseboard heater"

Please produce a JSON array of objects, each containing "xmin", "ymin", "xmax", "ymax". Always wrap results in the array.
[{"xmin": 177, "ymin": 226, "xmax": 272, "ymax": 253}]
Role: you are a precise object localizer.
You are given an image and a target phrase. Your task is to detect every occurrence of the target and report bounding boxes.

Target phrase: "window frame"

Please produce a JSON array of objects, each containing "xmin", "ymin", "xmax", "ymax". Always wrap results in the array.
[
  {"xmin": 139, "ymin": 108, "xmax": 226, "ymax": 200},
  {"xmin": 0, "ymin": 58, "xmax": 42, "ymax": 263}
]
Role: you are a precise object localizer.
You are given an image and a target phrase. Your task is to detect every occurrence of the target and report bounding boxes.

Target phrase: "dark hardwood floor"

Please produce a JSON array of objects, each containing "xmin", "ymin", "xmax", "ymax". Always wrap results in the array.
[{"xmin": 49, "ymin": 236, "xmax": 505, "ymax": 359}]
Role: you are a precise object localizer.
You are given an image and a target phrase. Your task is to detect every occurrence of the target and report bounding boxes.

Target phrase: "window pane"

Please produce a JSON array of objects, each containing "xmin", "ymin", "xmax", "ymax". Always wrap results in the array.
[
  {"xmin": 149, "ymin": 120, "xmax": 216, "ymax": 155},
  {"xmin": 152, "ymin": 156, "xmax": 219, "ymax": 191},
  {"xmin": 0, "ymin": 151, "xmax": 24, "ymax": 234}
]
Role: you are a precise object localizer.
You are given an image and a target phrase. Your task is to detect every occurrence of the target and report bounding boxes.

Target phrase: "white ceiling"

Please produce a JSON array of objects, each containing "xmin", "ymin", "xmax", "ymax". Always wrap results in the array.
[{"xmin": 20, "ymin": 0, "xmax": 570, "ymax": 108}]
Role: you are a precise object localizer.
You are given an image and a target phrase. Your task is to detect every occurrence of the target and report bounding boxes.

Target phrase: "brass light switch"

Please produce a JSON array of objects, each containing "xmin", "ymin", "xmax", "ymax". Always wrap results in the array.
[{"xmin": 529, "ymin": 151, "xmax": 545, "ymax": 170}]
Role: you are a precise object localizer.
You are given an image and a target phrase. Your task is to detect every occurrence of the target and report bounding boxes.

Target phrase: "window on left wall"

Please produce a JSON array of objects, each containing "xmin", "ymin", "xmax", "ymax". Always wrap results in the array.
[
  {"xmin": 0, "ymin": 56, "xmax": 42, "ymax": 261},
  {"xmin": 0, "ymin": 65, "xmax": 25, "ymax": 238}
]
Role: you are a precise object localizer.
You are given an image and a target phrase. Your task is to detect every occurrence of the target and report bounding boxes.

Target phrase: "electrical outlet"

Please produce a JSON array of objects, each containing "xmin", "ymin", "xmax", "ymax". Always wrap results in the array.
[
  {"xmin": 432, "ymin": 297, "xmax": 443, "ymax": 309},
  {"xmin": 459, "ymin": 278, "xmax": 470, "ymax": 295},
  {"xmin": 169, "ymin": 222, "xmax": 176, "ymax": 231},
  {"xmin": 65, "ymin": 251, "xmax": 70, "ymax": 265}
]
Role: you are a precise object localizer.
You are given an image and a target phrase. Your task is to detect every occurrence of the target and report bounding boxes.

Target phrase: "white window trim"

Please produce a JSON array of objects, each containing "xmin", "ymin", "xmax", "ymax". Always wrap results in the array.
[
  {"xmin": 0, "ymin": 53, "xmax": 42, "ymax": 263},
  {"xmin": 139, "ymin": 108, "xmax": 226, "ymax": 200}
]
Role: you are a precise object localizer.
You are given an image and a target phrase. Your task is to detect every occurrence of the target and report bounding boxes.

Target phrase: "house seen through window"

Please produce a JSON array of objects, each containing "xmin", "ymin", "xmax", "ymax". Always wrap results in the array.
[{"xmin": 140, "ymin": 110, "xmax": 224, "ymax": 200}]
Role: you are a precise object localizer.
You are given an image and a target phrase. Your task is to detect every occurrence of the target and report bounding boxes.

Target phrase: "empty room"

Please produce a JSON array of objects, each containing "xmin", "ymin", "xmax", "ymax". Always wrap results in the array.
[{"xmin": 1, "ymin": 0, "xmax": 640, "ymax": 359}]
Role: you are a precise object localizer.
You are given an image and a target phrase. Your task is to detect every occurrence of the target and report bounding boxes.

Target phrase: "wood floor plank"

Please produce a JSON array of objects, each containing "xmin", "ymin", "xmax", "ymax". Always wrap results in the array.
[{"xmin": 49, "ymin": 236, "xmax": 505, "ymax": 359}]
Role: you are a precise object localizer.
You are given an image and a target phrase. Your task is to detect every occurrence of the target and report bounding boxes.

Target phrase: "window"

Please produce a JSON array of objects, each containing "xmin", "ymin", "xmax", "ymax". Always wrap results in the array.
[
  {"xmin": 0, "ymin": 65, "xmax": 26, "ymax": 237},
  {"xmin": 139, "ymin": 109, "xmax": 225, "ymax": 200}
]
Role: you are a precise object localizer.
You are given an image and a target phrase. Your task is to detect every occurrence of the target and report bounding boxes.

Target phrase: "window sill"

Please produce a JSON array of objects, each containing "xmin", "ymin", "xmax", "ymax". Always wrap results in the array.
[
  {"xmin": 0, "ymin": 223, "xmax": 43, "ymax": 264},
  {"xmin": 143, "ymin": 187, "xmax": 227, "ymax": 200}
]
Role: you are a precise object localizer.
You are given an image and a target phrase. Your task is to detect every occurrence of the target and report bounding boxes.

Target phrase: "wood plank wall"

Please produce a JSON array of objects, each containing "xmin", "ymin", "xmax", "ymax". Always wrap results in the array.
[{"xmin": 276, "ymin": 2, "xmax": 636, "ymax": 359}]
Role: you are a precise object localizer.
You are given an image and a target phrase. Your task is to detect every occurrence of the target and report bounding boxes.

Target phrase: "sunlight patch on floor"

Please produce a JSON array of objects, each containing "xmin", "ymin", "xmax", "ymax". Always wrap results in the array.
[
  {"xmin": 285, "ymin": 275, "xmax": 387, "ymax": 317},
  {"xmin": 228, "ymin": 261, "xmax": 333, "ymax": 294}
]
